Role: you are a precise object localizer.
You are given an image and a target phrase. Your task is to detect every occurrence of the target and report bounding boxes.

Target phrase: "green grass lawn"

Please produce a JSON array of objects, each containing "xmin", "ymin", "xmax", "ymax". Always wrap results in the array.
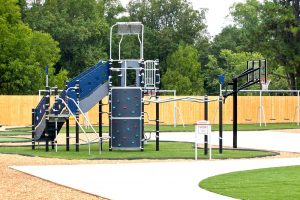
[
  {"xmin": 0, "ymin": 136, "xmax": 30, "ymax": 143},
  {"xmin": 0, "ymin": 141, "xmax": 276, "ymax": 160},
  {"xmin": 199, "ymin": 165, "xmax": 300, "ymax": 200},
  {"xmin": 3, "ymin": 123, "xmax": 300, "ymax": 135}
]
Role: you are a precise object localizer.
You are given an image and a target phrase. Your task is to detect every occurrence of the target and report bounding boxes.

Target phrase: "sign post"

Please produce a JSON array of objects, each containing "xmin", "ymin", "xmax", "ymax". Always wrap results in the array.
[{"xmin": 195, "ymin": 120, "xmax": 212, "ymax": 160}]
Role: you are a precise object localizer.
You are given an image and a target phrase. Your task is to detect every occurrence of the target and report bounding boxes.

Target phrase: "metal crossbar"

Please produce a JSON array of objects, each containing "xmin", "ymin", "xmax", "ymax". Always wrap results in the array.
[{"xmin": 144, "ymin": 97, "xmax": 219, "ymax": 103}]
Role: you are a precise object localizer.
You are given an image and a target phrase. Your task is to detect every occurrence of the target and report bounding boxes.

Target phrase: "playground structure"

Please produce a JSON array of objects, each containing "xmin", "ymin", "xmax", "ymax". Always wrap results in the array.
[
  {"xmin": 31, "ymin": 22, "xmax": 162, "ymax": 153},
  {"xmin": 30, "ymin": 22, "xmax": 287, "ymax": 155},
  {"xmin": 30, "ymin": 22, "xmax": 225, "ymax": 155}
]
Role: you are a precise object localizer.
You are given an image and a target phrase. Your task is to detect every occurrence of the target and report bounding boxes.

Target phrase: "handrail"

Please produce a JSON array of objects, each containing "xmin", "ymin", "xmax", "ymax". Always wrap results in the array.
[
  {"xmin": 67, "ymin": 97, "xmax": 99, "ymax": 135},
  {"xmin": 55, "ymin": 97, "xmax": 93, "ymax": 155}
]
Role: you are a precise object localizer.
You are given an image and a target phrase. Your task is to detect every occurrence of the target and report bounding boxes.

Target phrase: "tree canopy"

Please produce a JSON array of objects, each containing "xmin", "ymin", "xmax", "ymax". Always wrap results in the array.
[
  {"xmin": 2, "ymin": 0, "xmax": 300, "ymax": 95},
  {"xmin": 201, "ymin": 0, "xmax": 299, "ymax": 94},
  {"xmin": 127, "ymin": 0, "xmax": 207, "ymax": 73},
  {"xmin": 162, "ymin": 44, "xmax": 203, "ymax": 95},
  {"xmin": 0, "ymin": 0, "xmax": 66, "ymax": 94},
  {"xmin": 24, "ymin": 0, "xmax": 112, "ymax": 76},
  {"xmin": 229, "ymin": 0, "xmax": 300, "ymax": 90}
]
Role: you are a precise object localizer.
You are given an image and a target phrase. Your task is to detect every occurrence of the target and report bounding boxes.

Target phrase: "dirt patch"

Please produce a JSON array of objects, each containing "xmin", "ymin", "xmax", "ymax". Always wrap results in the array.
[
  {"xmin": 0, "ymin": 154, "xmax": 118, "ymax": 200},
  {"xmin": 0, "ymin": 154, "xmax": 188, "ymax": 200}
]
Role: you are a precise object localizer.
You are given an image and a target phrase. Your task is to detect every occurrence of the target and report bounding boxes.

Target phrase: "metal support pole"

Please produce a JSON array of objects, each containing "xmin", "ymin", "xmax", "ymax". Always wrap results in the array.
[
  {"xmin": 45, "ymin": 86, "xmax": 50, "ymax": 152},
  {"xmin": 156, "ymin": 91, "xmax": 160, "ymax": 151},
  {"xmin": 108, "ymin": 92, "xmax": 112, "ymax": 151},
  {"xmin": 219, "ymin": 96, "xmax": 223, "ymax": 154},
  {"xmin": 54, "ymin": 87, "xmax": 58, "ymax": 152},
  {"xmin": 46, "ymin": 73, "xmax": 49, "ymax": 88},
  {"xmin": 108, "ymin": 61, "xmax": 112, "ymax": 151},
  {"xmin": 140, "ymin": 59, "xmax": 145, "ymax": 151},
  {"xmin": 46, "ymin": 140, "xmax": 49, "ymax": 151},
  {"xmin": 233, "ymin": 78, "xmax": 238, "ymax": 148},
  {"xmin": 75, "ymin": 80, "xmax": 80, "ymax": 152},
  {"xmin": 259, "ymin": 90, "xmax": 262, "ymax": 126},
  {"xmin": 99, "ymin": 100, "xmax": 103, "ymax": 151},
  {"xmin": 174, "ymin": 90, "xmax": 177, "ymax": 127},
  {"xmin": 31, "ymin": 108, "xmax": 35, "ymax": 150},
  {"xmin": 66, "ymin": 118, "xmax": 70, "ymax": 151},
  {"xmin": 204, "ymin": 95, "xmax": 208, "ymax": 155},
  {"xmin": 51, "ymin": 141, "xmax": 55, "ymax": 150},
  {"xmin": 297, "ymin": 90, "xmax": 300, "ymax": 126},
  {"xmin": 65, "ymin": 81, "xmax": 70, "ymax": 151}
]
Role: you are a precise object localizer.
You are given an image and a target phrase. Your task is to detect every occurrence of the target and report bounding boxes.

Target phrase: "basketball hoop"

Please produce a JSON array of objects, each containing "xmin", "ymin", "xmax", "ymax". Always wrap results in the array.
[{"xmin": 260, "ymin": 78, "xmax": 271, "ymax": 90}]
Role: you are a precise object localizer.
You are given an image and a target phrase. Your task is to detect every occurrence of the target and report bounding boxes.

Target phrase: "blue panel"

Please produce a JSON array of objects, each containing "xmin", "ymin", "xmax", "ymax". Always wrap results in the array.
[
  {"xmin": 52, "ymin": 61, "xmax": 109, "ymax": 114},
  {"xmin": 34, "ymin": 95, "xmax": 47, "ymax": 126},
  {"xmin": 111, "ymin": 88, "xmax": 142, "ymax": 118},
  {"xmin": 111, "ymin": 119, "xmax": 141, "ymax": 148}
]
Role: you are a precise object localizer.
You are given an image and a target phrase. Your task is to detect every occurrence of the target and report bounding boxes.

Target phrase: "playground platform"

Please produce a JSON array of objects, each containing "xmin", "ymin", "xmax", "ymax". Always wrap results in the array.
[{"xmin": 10, "ymin": 130, "xmax": 300, "ymax": 200}]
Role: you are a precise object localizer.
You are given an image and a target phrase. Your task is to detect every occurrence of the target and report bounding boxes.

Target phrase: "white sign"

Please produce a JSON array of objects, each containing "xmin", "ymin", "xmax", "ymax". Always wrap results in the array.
[{"xmin": 195, "ymin": 120, "xmax": 212, "ymax": 160}]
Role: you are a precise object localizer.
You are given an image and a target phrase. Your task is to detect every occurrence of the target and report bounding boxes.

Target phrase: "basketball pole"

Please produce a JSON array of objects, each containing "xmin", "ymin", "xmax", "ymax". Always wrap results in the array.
[
  {"xmin": 233, "ymin": 77, "xmax": 238, "ymax": 149},
  {"xmin": 204, "ymin": 95, "xmax": 208, "ymax": 155}
]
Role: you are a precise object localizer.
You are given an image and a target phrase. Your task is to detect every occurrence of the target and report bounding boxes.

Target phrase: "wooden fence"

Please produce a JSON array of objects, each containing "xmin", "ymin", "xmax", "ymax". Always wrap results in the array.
[{"xmin": 0, "ymin": 95, "xmax": 299, "ymax": 126}]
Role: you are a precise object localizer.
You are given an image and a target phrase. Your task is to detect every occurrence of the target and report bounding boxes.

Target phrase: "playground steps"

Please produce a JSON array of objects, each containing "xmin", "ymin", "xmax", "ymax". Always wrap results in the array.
[
  {"xmin": 48, "ymin": 114, "xmax": 70, "ymax": 122},
  {"xmin": 37, "ymin": 120, "xmax": 65, "ymax": 142}
]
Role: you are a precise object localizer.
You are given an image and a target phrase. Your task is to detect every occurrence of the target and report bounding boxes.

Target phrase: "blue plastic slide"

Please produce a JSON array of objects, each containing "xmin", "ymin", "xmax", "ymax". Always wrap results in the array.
[{"xmin": 33, "ymin": 61, "xmax": 109, "ymax": 141}]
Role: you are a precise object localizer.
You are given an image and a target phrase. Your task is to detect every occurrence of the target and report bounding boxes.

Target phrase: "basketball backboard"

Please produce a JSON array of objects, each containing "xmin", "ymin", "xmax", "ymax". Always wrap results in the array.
[{"xmin": 247, "ymin": 59, "xmax": 267, "ymax": 83}]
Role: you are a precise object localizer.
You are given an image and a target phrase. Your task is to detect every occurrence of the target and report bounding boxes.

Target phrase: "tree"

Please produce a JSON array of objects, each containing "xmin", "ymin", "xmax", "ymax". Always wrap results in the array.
[
  {"xmin": 127, "ymin": 0, "xmax": 207, "ymax": 74},
  {"xmin": 162, "ymin": 44, "xmax": 204, "ymax": 95},
  {"xmin": 24, "ymin": 0, "xmax": 112, "ymax": 77},
  {"xmin": 103, "ymin": 0, "xmax": 125, "ymax": 25},
  {"xmin": 211, "ymin": 26, "xmax": 245, "ymax": 57},
  {"xmin": 230, "ymin": 0, "xmax": 300, "ymax": 90},
  {"xmin": 0, "ymin": 0, "xmax": 65, "ymax": 94},
  {"xmin": 204, "ymin": 50, "xmax": 269, "ymax": 94}
]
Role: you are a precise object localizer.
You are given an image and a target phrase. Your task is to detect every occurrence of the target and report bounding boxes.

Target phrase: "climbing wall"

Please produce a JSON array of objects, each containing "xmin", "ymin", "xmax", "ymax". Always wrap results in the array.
[{"xmin": 110, "ymin": 88, "xmax": 142, "ymax": 149}]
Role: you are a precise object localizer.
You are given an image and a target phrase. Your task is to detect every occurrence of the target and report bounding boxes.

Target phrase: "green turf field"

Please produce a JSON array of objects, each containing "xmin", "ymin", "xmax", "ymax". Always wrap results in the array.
[
  {"xmin": 2, "ymin": 123, "xmax": 300, "ymax": 135},
  {"xmin": 199, "ymin": 165, "xmax": 300, "ymax": 200},
  {"xmin": 0, "ymin": 136, "xmax": 30, "ymax": 143},
  {"xmin": 0, "ymin": 141, "xmax": 276, "ymax": 160}
]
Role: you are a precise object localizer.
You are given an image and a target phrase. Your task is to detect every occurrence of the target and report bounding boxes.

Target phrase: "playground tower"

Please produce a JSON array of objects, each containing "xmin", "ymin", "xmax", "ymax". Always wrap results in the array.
[{"xmin": 107, "ymin": 22, "xmax": 160, "ymax": 151}]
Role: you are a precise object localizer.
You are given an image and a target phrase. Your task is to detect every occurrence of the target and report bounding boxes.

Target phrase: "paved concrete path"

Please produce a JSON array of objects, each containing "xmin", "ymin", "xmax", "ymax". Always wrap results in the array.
[
  {"xmin": 11, "ymin": 158, "xmax": 300, "ymax": 200},
  {"xmin": 10, "ymin": 130, "xmax": 300, "ymax": 200}
]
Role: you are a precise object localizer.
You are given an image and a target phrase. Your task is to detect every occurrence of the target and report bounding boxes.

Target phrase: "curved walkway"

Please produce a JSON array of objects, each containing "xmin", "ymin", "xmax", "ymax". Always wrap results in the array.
[{"xmin": 11, "ymin": 130, "xmax": 300, "ymax": 200}]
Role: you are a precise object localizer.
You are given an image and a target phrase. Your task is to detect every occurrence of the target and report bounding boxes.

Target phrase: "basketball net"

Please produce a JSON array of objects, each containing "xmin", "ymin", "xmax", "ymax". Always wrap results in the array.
[{"xmin": 260, "ymin": 78, "xmax": 271, "ymax": 90}]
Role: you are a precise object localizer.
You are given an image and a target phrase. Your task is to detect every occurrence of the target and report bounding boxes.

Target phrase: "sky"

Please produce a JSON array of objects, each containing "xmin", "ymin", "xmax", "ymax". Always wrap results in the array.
[{"xmin": 120, "ymin": 0, "xmax": 247, "ymax": 36}]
